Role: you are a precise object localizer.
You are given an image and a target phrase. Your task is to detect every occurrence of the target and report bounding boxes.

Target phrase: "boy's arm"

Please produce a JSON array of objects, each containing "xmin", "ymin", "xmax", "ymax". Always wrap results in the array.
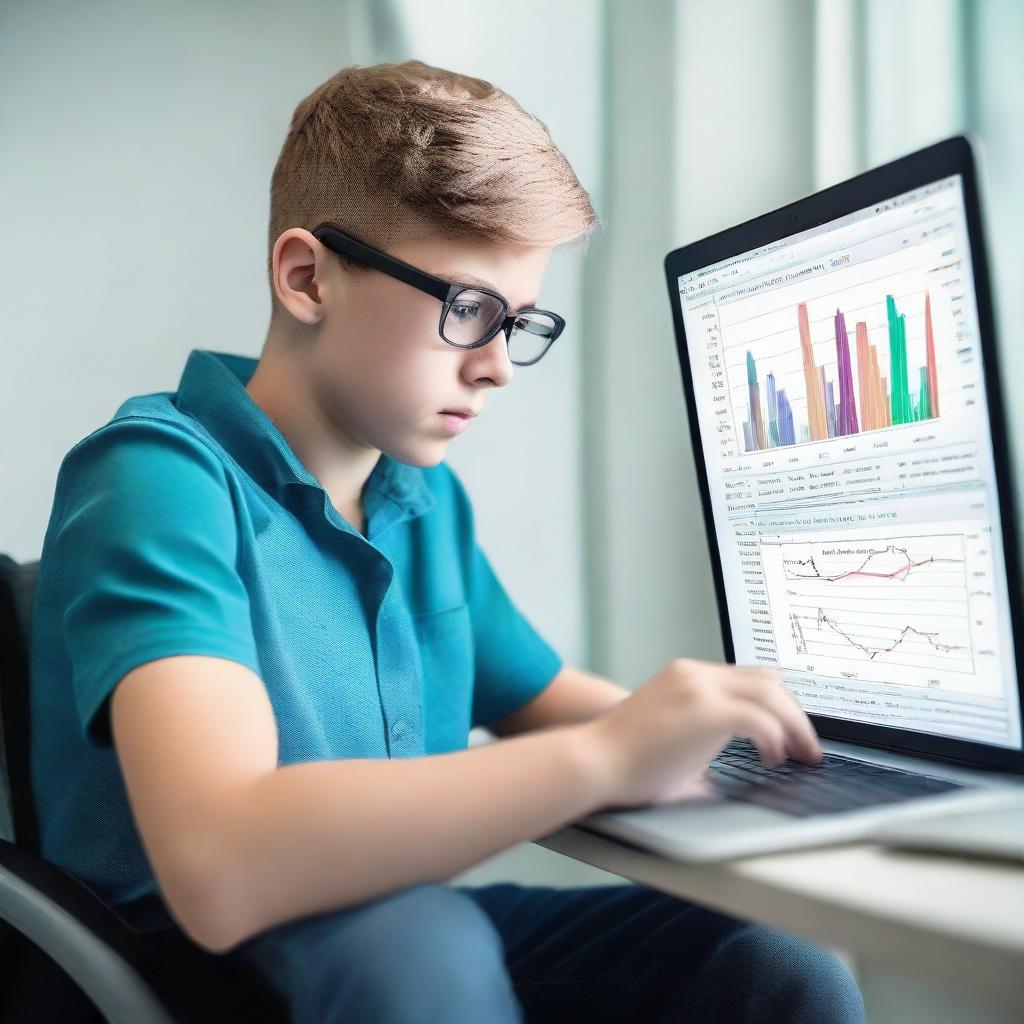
[
  {"xmin": 485, "ymin": 665, "xmax": 631, "ymax": 737},
  {"xmin": 111, "ymin": 653, "xmax": 613, "ymax": 957}
]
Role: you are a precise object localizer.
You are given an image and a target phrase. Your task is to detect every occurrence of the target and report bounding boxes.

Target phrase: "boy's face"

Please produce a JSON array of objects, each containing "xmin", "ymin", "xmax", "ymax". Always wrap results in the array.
[{"xmin": 276, "ymin": 230, "xmax": 553, "ymax": 469}]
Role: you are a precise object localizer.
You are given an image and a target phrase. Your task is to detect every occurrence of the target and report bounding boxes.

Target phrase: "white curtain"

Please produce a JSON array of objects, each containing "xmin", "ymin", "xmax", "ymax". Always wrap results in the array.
[
  {"xmin": 818, "ymin": 0, "xmax": 1023, "ymax": 494},
  {"xmin": 586, "ymin": 0, "xmax": 1024, "ymax": 684}
]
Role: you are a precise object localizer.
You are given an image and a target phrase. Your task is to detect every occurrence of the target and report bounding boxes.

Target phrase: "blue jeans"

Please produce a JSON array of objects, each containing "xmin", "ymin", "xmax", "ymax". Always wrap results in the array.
[{"xmin": 148, "ymin": 880, "xmax": 862, "ymax": 1023}]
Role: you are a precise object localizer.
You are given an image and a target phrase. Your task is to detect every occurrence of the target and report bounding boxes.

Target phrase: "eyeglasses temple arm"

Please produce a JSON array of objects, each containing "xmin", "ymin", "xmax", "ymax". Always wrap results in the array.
[{"xmin": 312, "ymin": 225, "xmax": 452, "ymax": 302}]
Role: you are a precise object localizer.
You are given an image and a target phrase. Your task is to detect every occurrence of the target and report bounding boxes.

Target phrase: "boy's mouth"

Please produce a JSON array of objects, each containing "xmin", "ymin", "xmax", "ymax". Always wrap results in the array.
[{"xmin": 439, "ymin": 411, "xmax": 475, "ymax": 434}]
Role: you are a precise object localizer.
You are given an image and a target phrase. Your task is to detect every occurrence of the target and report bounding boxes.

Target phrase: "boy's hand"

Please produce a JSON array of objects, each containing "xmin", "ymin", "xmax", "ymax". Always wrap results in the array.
[{"xmin": 580, "ymin": 658, "xmax": 822, "ymax": 809}]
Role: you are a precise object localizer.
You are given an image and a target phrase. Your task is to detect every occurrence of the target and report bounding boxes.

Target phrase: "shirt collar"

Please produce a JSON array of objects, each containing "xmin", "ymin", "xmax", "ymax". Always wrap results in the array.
[{"xmin": 173, "ymin": 349, "xmax": 436, "ymax": 534}]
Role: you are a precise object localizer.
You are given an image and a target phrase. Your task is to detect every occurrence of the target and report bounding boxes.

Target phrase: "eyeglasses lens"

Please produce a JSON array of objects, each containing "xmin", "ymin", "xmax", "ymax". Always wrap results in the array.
[
  {"xmin": 507, "ymin": 311, "xmax": 558, "ymax": 365},
  {"xmin": 442, "ymin": 289, "xmax": 557, "ymax": 365},
  {"xmin": 442, "ymin": 289, "xmax": 505, "ymax": 346}
]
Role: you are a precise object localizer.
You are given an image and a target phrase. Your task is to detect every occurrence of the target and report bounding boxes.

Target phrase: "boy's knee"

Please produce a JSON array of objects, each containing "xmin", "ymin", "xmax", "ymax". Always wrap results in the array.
[
  {"xmin": 307, "ymin": 883, "xmax": 521, "ymax": 1024},
  {"xmin": 708, "ymin": 924, "xmax": 865, "ymax": 1024}
]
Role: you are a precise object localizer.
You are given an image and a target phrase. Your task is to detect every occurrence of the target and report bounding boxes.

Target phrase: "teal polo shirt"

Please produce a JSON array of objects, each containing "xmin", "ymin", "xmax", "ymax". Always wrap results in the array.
[{"xmin": 29, "ymin": 348, "xmax": 563, "ymax": 922}]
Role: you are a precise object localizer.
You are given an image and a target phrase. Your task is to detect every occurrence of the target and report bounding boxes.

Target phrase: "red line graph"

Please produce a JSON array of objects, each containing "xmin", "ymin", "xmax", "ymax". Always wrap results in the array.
[{"xmin": 783, "ymin": 543, "xmax": 963, "ymax": 584}]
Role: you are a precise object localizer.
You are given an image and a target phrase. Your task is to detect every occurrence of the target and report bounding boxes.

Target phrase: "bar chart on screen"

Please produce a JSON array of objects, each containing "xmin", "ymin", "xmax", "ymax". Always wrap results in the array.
[{"xmin": 709, "ymin": 232, "xmax": 971, "ymax": 459}]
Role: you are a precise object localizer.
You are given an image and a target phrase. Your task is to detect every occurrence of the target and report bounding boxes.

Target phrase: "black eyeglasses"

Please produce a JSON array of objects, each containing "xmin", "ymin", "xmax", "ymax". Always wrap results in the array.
[{"xmin": 311, "ymin": 223, "xmax": 565, "ymax": 366}]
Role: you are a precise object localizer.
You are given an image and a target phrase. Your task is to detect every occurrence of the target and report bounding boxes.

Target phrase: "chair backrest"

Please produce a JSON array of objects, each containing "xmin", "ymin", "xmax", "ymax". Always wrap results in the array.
[{"xmin": 0, "ymin": 555, "xmax": 42, "ymax": 854}]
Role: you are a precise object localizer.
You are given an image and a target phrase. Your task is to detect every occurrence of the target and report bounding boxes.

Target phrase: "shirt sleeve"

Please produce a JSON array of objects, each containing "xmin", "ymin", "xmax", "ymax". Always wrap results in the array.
[
  {"xmin": 51, "ymin": 418, "xmax": 261, "ymax": 749},
  {"xmin": 440, "ymin": 464, "xmax": 564, "ymax": 728}
]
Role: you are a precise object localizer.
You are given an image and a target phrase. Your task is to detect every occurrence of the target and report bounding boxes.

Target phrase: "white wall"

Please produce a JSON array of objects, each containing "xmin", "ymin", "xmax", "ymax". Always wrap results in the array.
[{"xmin": 2, "ymin": 0, "xmax": 359, "ymax": 556}]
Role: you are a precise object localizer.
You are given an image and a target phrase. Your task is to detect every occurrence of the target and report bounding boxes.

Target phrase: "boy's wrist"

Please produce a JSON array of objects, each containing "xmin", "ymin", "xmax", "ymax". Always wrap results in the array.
[{"xmin": 561, "ymin": 720, "xmax": 618, "ymax": 816}]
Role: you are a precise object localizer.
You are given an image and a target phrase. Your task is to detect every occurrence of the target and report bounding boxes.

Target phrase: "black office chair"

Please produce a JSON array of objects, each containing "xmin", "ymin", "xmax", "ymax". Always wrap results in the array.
[{"xmin": 0, "ymin": 554, "xmax": 289, "ymax": 1023}]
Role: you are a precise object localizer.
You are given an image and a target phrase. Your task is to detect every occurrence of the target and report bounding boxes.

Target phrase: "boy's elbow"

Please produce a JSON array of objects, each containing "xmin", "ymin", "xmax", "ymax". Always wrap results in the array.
[
  {"xmin": 156, "ymin": 831, "xmax": 250, "ymax": 954},
  {"xmin": 168, "ymin": 873, "xmax": 247, "ymax": 954},
  {"xmin": 190, "ymin": 916, "xmax": 245, "ymax": 955}
]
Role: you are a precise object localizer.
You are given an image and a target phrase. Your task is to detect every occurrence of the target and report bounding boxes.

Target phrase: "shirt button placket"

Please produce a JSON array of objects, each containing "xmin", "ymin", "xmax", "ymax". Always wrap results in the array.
[{"xmin": 371, "ymin": 565, "xmax": 422, "ymax": 759}]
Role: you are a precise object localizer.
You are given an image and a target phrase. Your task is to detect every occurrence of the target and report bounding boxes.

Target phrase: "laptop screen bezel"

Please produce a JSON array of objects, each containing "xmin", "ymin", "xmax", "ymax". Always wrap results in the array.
[{"xmin": 664, "ymin": 134, "xmax": 1024, "ymax": 774}]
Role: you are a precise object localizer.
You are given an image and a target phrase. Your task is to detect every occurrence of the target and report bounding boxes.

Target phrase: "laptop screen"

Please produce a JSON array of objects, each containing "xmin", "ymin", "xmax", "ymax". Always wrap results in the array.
[{"xmin": 675, "ymin": 172, "xmax": 1023, "ymax": 751}]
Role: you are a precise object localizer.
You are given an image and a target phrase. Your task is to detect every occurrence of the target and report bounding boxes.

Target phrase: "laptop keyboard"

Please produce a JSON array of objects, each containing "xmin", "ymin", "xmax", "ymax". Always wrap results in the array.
[{"xmin": 705, "ymin": 738, "xmax": 971, "ymax": 818}]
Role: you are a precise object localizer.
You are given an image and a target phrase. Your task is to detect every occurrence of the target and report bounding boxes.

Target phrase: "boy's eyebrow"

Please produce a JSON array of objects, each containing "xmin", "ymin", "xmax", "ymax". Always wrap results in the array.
[{"xmin": 435, "ymin": 269, "xmax": 539, "ymax": 309}]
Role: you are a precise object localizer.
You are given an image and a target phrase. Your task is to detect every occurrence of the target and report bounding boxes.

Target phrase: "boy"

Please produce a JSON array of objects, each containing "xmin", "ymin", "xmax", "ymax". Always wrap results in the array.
[{"xmin": 30, "ymin": 60, "xmax": 864, "ymax": 1022}]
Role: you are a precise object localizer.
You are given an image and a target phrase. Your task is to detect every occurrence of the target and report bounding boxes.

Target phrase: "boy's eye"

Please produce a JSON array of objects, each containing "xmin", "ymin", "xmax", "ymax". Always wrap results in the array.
[{"xmin": 450, "ymin": 302, "xmax": 482, "ymax": 321}]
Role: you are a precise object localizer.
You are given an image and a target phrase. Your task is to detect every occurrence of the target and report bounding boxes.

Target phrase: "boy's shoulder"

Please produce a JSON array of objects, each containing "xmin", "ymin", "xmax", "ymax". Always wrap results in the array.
[
  {"xmin": 49, "ymin": 390, "xmax": 244, "ymax": 526},
  {"xmin": 62, "ymin": 390, "xmax": 223, "ymax": 470}
]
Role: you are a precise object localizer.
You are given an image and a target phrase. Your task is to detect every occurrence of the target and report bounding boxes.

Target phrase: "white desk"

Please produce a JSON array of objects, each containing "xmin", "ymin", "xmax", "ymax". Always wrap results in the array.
[{"xmin": 535, "ymin": 826, "xmax": 1024, "ymax": 1023}]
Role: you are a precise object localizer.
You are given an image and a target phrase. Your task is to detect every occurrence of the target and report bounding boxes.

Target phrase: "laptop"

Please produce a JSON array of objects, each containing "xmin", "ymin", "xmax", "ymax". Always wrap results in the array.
[{"xmin": 578, "ymin": 134, "xmax": 1024, "ymax": 862}]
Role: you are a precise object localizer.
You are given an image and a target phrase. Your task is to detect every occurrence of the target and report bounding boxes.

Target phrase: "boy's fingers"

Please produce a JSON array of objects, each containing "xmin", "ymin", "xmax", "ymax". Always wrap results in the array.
[
  {"xmin": 720, "ymin": 670, "xmax": 822, "ymax": 762},
  {"xmin": 722, "ymin": 702, "xmax": 787, "ymax": 765}
]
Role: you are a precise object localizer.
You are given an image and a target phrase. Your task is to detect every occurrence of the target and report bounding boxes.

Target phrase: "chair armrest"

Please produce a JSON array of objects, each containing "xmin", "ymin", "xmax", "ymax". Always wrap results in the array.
[{"xmin": 0, "ymin": 838, "xmax": 178, "ymax": 1024}]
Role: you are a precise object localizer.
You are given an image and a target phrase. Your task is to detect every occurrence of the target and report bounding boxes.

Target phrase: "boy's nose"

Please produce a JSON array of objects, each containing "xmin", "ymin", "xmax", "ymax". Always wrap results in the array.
[{"xmin": 464, "ymin": 333, "xmax": 514, "ymax": 388}]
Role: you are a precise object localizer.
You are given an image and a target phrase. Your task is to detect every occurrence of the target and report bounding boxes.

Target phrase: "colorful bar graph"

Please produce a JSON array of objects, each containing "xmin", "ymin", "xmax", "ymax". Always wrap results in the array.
[{"xmin": 742, "ymin": 290, "xmax": 939, "ymax": 452}]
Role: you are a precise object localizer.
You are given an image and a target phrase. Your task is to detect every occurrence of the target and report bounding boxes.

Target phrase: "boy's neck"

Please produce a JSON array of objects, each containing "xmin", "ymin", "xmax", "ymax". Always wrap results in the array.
[{"xmin": 245, "ymin": 340, "xmax": 379, "ymax": 531}]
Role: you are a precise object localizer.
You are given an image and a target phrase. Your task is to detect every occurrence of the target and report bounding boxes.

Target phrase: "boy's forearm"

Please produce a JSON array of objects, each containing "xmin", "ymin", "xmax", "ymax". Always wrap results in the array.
[{"xmin": 194, "ymin": 723, "xmax": 610, "ymax": 952}]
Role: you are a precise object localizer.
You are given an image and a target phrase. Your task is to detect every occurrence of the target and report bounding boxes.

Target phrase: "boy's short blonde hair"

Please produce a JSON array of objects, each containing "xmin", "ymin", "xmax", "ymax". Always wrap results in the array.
[{"xmin": 267, "ymin": 60, "xmax": 598, "ymax": 301}]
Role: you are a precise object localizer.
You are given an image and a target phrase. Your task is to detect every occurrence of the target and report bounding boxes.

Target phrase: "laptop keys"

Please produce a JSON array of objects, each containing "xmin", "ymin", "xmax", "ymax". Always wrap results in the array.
[{"xmin": 704, "ymin": 739, "xmax": 971, "ymax": 818}]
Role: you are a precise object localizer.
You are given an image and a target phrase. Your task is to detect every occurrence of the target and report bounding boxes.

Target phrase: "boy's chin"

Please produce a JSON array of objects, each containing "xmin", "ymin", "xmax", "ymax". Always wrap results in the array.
[
  {"xmin": 386, "ymin": 439, "xmax": 451, "ymax": 469},
  {"xmin": 417, "ymin": 443, "xmax": 452, "ymax": 469}
]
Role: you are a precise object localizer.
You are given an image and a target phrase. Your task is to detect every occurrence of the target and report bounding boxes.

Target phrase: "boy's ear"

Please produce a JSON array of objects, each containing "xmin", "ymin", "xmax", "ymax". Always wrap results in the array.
[{"xmin": 272, "ymin": 229, "xmax": 326, "ymax": 325}]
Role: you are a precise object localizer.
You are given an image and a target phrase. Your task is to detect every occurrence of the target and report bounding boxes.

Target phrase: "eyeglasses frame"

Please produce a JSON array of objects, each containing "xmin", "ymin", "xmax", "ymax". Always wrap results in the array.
[{"xmin": 310, "ymin": 223, "xmax": 565, "ymax": 366}]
